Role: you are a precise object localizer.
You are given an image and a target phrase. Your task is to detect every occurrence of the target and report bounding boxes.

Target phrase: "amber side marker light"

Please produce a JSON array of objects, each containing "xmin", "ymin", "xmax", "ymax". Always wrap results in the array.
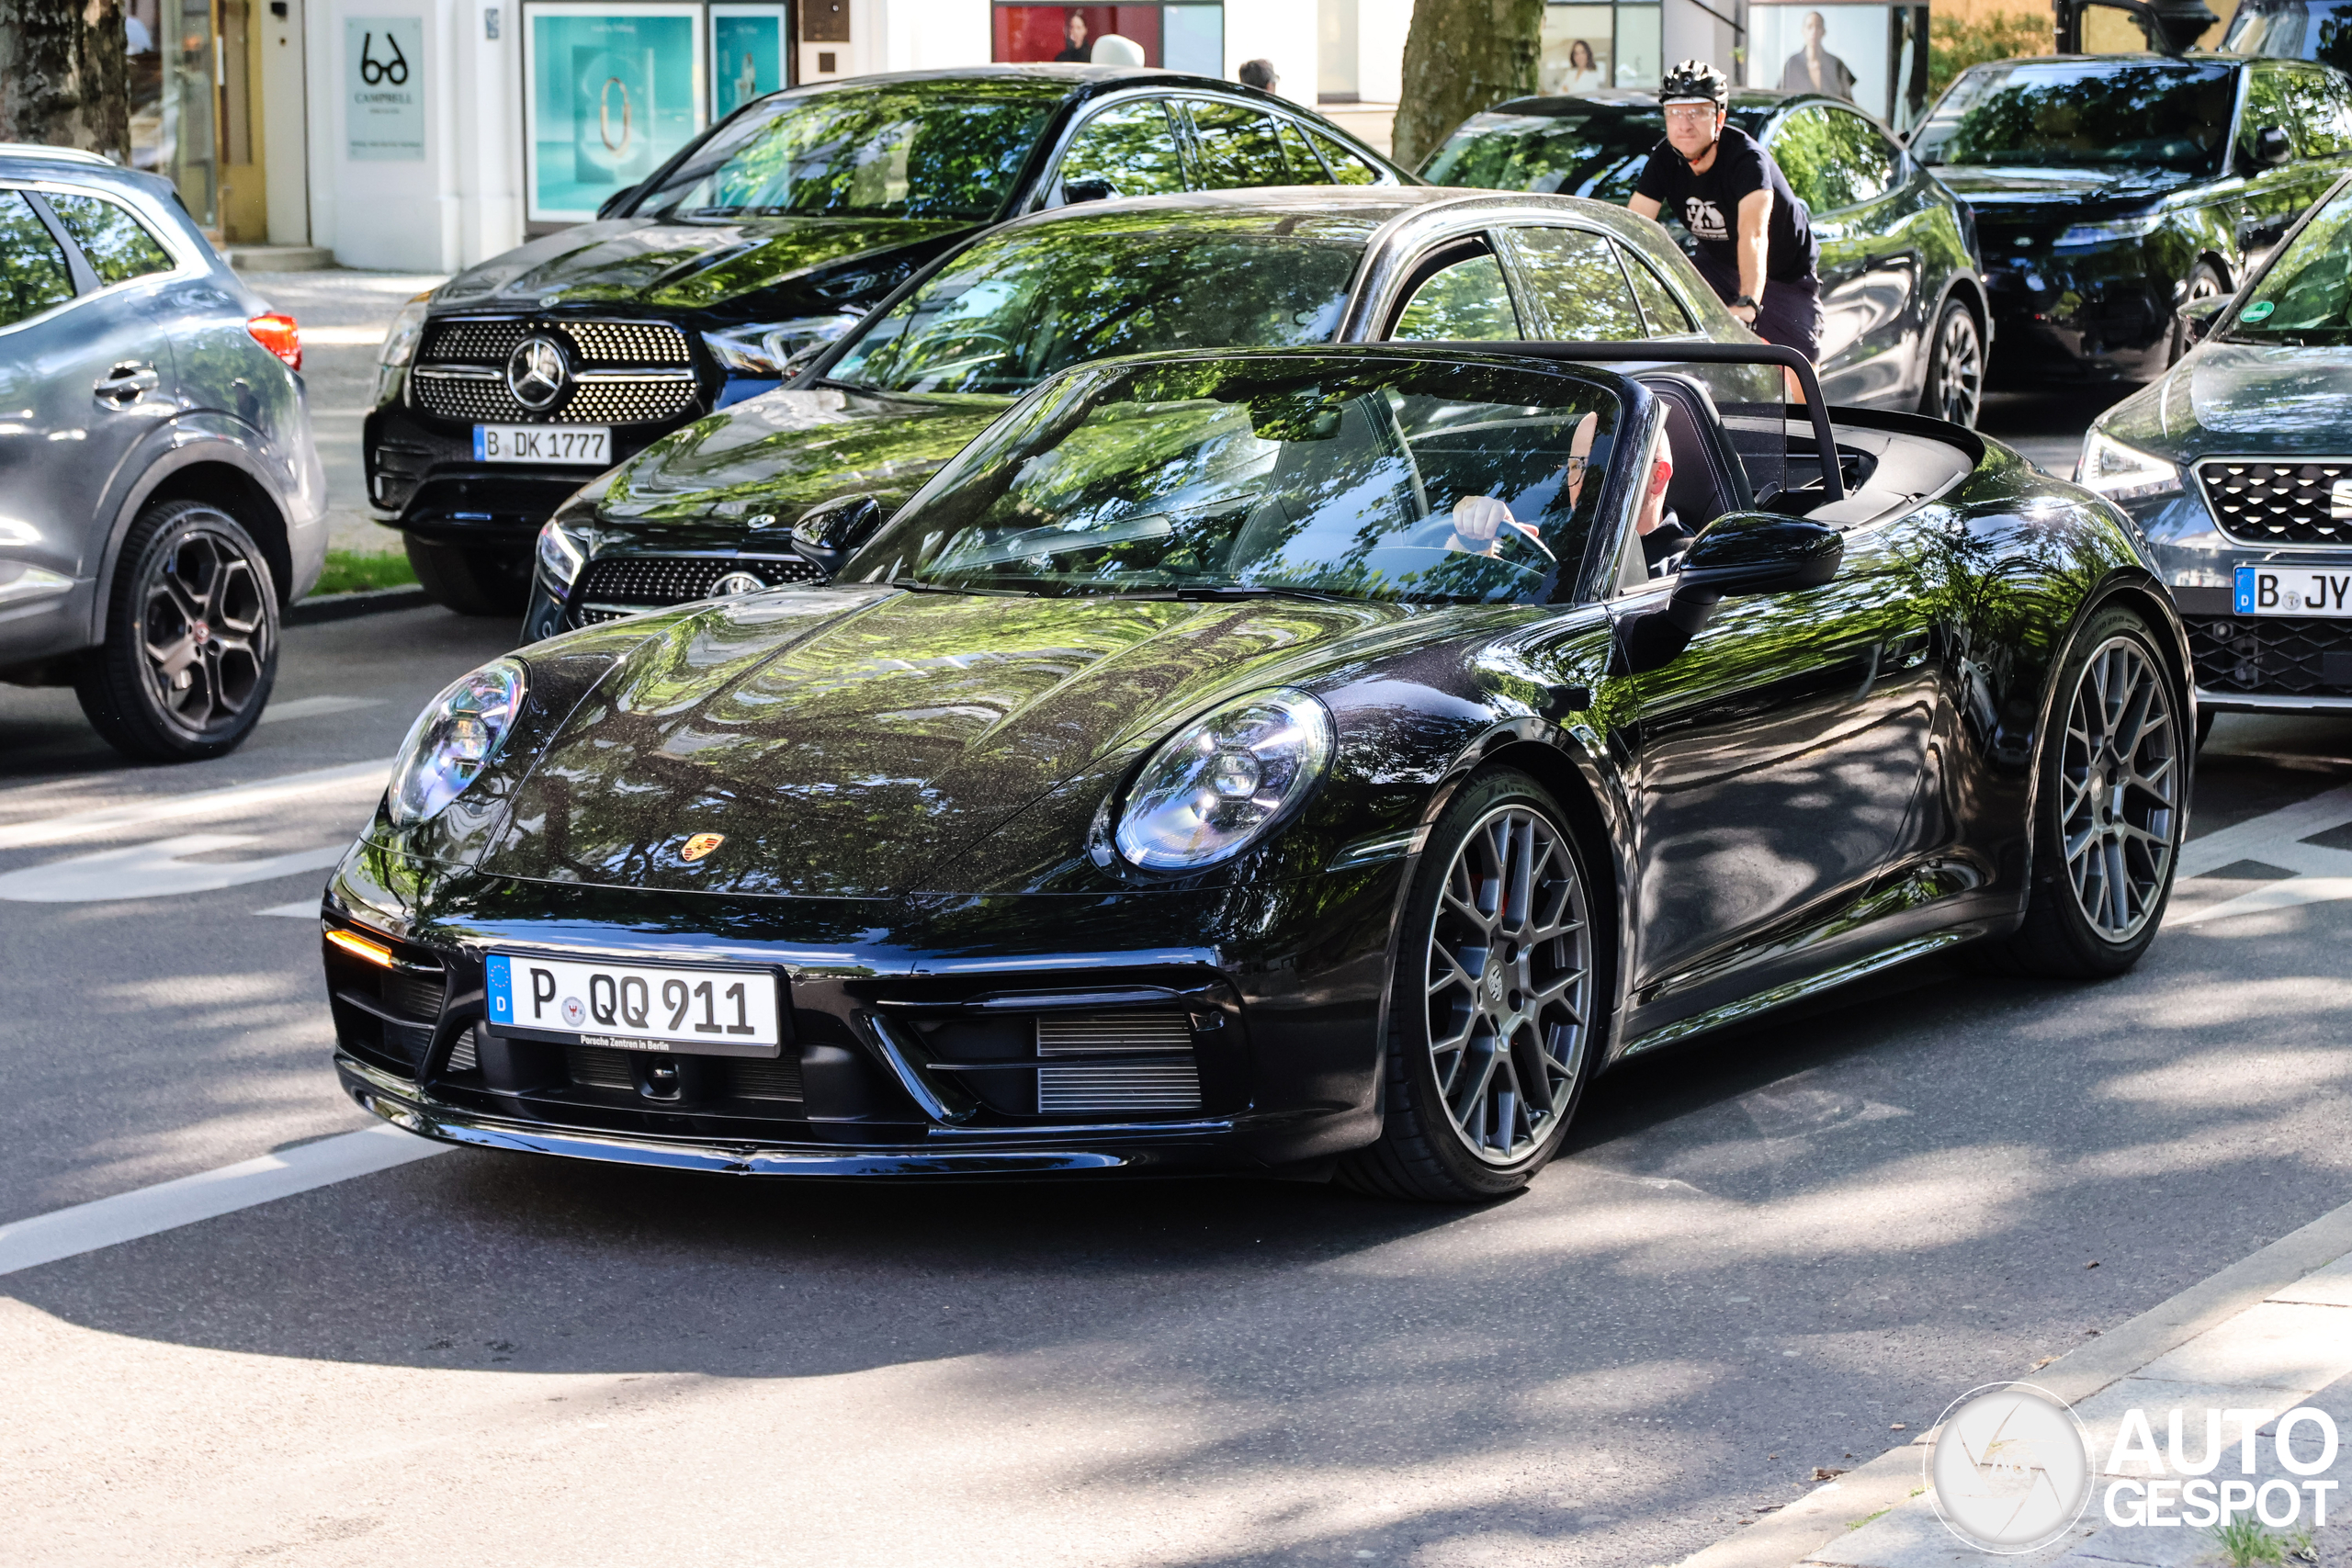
[
  {"xmin": 247, "ymin": 312, "xmax": 301, "ymax": 371},
  {"xmin": 326, "ymin": 928, "xmax": 395, "ymax": 968}
]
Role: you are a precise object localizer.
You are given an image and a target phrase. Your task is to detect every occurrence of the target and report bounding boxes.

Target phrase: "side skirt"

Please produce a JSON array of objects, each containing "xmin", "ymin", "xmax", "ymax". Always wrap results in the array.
[{"xmin": 1614, "ymin": 926, "xmax": 1984, "ymax": 1059}]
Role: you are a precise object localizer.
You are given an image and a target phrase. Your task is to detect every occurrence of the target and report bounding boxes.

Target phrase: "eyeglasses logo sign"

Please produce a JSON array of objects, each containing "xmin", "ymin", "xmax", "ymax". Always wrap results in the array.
[
  {"xmin": 1928, "ymin": 1382, "xmax": 2095, "ymax": 1553},
  {"xmin": 679, "ymin": 832, "xmax": 726, "ymax": 863}
]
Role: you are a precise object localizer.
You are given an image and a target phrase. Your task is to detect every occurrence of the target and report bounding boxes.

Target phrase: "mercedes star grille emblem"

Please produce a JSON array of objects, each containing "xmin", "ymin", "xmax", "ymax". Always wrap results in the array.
[
  {"xmin": 505, "ymin": 334, "xmax": 571, "ymax": 412},
  {"xmin": 712, "ymin": 570, "xmax": 765, "ymax": 597}
]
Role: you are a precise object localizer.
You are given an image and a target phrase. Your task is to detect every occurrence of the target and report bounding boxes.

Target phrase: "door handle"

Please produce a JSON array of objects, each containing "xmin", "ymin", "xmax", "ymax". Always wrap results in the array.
[{"xmin": 94, "ymin": 363, "xmax": 159, "ymax": 406}]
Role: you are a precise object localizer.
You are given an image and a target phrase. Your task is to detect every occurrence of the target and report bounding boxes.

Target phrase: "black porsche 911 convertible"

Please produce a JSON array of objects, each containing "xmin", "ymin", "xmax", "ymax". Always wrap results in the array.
[{"xmin": 322, "ymin": 343, "xmax": 2192, "ymax": 1201}]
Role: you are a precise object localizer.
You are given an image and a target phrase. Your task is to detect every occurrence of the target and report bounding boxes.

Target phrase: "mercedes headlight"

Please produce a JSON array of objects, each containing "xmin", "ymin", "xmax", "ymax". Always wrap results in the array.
[
  {"xmin": 2076, "ymin": 429, "xmax": 2181, "ymax": 501},
  {"xmin": 1114, "ymin": 689, "xmax": 1333, "ymax": 870},
  {"xmin": 703, "ymin": 315, "xmax": 862, "ymax": 377},
  {"xmin": 2054, "ymin": 213, "xmax": 2163, "ymax": 248},
  {"xmin": 372, "ymin": 293, "xmax": 431, "ymax": 407},
  {"xmin": 537, "ymin": 517, "xmax": 588, "ymax": 589},
  {"xmin": 388, "ymin": 659, "xmax": 526, "ymax": 826}
]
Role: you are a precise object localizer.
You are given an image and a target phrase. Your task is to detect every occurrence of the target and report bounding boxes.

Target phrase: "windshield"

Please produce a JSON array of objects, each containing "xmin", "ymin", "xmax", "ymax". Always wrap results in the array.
[
  {"xmin": 848, "ymin": 355, "xmax": 1623, "ymax": 605},
  {"xmin": 1419, "ymin": 104, "xmax": 1773, "ymax": 200},
  {"xmin": 827, "ymin": 216, "xmax": 1368, "ymax": 395},
  {"xmin": 2229, "ymin": 179, "xmax": 2352, "ymax": 342},
  {"xmin": 631, "ymin": 83, "xmax": 1059, "ymax": 221},
  {"xmin": 1912, "ymin": 61, "xmax": 2236, "ymax": 174}
]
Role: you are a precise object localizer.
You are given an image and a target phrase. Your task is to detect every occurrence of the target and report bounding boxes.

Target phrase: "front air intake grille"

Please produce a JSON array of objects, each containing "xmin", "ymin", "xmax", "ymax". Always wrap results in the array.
[
  {"xmin": 1035, "ymin": 1013, "xmax": 1194, "ymax": 1055},
  {"xmin": 566, "ymin": 1044, "xmax": 639, "ymax": 1091},
  {"xmin": 1037, "ymin": 1063, "xmax": 1203, "ymax": 1113},
  {"xmin": 2198, "ymin": 460, "xmax": 2352, "ymax": 547},
  {"xmin": 2189, "ymin": 615, "xmax": 2352, "ymax": 695},
  {"xmin": 381, "ymin": 968, "xmax": 444, "ymax": 1021},
  {"xmin": 447, "ymin": 1027, "xmax": 481, "ymax": 1073},
  {"xmin": 568, "ymin": 554, "xmax": 823, "ymax": 625},
  {"xmin": 730, "ymin": 1055, "xmax": 804, "ymax": 1101},
  {"xmin": 411, "ymin": 369, "xmax": 697, "ymax": 426},
  {"xmin": 421, "ymin": 317, "xmax": 693, "ymax": 368}
]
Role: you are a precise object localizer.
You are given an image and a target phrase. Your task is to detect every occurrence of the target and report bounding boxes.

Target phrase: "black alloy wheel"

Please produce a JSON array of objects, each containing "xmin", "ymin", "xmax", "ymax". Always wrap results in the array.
[
  {"xmin": 75, "ymin": 498, "xmax": 278, "ymax": 762},
  {"xmin": 1919, "ymin": 299, "xmax": 1984, "ymax": 428},
  {"xmin": 406, "ymin": 536, "xmax": 532, "ymax": 616},
  {"xmin": 1340, "ymin": 769, "xmax": 1600, "ymax": 1202},
  {"xmin": 2169, "ymin": 262, "xmax": 2227, "ymax": 366},
  {"xmin": 1984, "ymin": 605, "xmax": 2185, "ymax": 976}
]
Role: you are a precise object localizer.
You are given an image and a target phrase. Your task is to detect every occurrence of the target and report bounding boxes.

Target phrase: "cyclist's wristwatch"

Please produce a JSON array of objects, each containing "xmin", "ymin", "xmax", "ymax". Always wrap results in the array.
[{"xmin": 1733, "ymin": 294, "xmax": 1759, "ymax": 311}]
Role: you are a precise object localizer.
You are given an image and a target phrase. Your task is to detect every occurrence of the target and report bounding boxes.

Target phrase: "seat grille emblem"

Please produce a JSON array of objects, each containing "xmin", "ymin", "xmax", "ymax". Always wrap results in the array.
[
  {"xmin": 505, "ymin": 334, "xmax": 571, "ymax": 412},
  {"xmin": 2332, "ymin": 478, "xmax": 2352, "ymax": 521}
]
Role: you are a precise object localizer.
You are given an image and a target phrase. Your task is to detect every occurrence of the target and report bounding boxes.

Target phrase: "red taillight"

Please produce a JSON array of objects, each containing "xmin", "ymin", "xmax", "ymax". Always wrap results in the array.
[{"xmin": 247, "ymin": 312, "xmax": 301, "ymax": 371}]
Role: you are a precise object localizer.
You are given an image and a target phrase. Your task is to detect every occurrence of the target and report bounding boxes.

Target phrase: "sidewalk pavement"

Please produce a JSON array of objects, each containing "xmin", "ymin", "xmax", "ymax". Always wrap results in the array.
[{"xmin": 1678, "ymin": 1200, "xmax": 2352, "ymax": 1568}]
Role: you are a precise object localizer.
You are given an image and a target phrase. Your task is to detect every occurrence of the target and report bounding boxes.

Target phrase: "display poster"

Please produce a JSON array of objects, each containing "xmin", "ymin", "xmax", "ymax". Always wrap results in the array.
[
  {"xmin": 712, "ymin": 6, "xmax": 787, "ymax": 118},
  {"xmin": 526, "ymin": 4, "xmax": 705, "ymax": 220},
  {"xmin": 1748, "ymin": 3, "xmax": 1892, "ymax": 122},
  {"xmin": 346, "ymin": 17, "xmax": 425, "ymax": 161}
]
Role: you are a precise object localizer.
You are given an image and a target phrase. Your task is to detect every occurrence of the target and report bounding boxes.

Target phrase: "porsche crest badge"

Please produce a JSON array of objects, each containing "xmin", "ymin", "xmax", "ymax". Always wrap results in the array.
[{"xmin": 680, "ymin": 833, "xmax": 726, "ymax": 863}]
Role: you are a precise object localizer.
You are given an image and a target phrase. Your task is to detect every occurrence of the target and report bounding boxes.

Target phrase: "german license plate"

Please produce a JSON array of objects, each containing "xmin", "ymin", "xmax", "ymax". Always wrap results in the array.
[
  {"xmin": 2234, "ymin": 565, "xmax": 2352, "ymax": 617},
  {"xmin": 484, "ymin": 952, "xmax": 782, "ymax": 1057},
  {"xmin": 472, "ymin": 424, "xmax": 610, "ymax": 464}
]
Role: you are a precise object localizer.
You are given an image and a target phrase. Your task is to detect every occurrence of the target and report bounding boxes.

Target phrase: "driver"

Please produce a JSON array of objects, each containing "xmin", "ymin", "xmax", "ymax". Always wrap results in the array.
[{"xmin": 1444, "ymin": 411, "xmax": 1598, "ymax": 558}]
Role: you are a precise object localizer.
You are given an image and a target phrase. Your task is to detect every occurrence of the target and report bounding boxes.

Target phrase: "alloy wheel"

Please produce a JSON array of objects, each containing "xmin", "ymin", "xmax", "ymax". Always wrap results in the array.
[
  {"xmin": 2059, "ymin": 636, "xmax": 2179, "ymax": 942},
  {"xmin": 140, "ymin": 524, "xmax": 269, "ymax": 736},
  {"xmin": 1933, "ymin": 309, "xmax": 1984, "ymax": 426},
  {"xmin": 1420, "ymin": 804, "xmax": 1592, "ymax": 1165}
]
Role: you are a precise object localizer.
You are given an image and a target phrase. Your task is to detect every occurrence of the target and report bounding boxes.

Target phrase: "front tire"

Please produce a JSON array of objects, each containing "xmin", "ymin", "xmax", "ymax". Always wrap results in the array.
[
  {"xmin": 405, "ymin": 537, "xmax": 530, "ymax": 616},
  {"xmin": 1338, "ymin": 770, "xmax": 1602, "ymax": 1202},
  {"xmin": 74, "ymin": 499, "xmax": 278, "ymax": 762},
  {"xmin": 1919, "ymin": 298, "xmax": 1984, "ymax": 428},
  {"xmin": 1984, "ymin": 606, "xmax": 2187, "ymax": 977}
]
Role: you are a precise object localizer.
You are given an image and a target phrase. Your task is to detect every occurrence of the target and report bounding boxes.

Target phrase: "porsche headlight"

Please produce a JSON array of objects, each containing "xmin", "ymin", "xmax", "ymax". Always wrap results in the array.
[
  {"xmin": 372, "ymin": 293, "xmax": 431, "ymax": 407},
  {"xmin": 2076, "ymin": 429, "xmax": 2181, "ymax": 502},
  {"xmin": 388, "ymin": 659, "xmax": 526, "ymax": 827},
  {"xmin": 1114, "ymin": 688, "xmax": 1333, "ymax": 870}
]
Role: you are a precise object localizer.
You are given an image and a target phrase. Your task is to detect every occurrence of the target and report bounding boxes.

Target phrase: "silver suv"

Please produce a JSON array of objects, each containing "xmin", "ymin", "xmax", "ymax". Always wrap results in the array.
[{"xmin": 0, "ymin": 146, "xmax": 325, "ymax": 761}]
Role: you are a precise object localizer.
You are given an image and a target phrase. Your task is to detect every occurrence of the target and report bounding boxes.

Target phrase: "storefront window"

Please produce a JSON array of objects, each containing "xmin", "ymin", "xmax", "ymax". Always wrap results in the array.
[
  {"xmin": 992, "ymin": 4, "xmax": 1223, "ymax": 74},
  {"xmin": 712, "ymin": 3, "xmax": 788, "ymax": 118},
  {"xmin": 136, "ymin": 0, "xmax": 219, "ymax": 228},
  {"xmin": 1746, "ymin": 2, "xmax": 1931, "ymax": 132},
  {"xmin": 525, "ymin": 3, "xmax": 707, "ymax": 222},
  {"xmin": 1538, "ymin": 2, "xmax": 1657, "ymax": 93}
]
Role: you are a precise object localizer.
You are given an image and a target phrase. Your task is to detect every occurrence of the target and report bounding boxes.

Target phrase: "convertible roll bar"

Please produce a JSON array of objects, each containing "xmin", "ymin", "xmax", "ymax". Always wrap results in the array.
[{"xmin": 1419, "ymin": 340, "xmax": 1844, "ymax": 504}]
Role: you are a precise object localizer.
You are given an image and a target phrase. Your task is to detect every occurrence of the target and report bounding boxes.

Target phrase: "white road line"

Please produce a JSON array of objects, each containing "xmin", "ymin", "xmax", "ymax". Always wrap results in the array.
[
  {"xmin": 256, "ymin": 695, "xmax": 385, "ymax": 726},
  {"xmin": 2172, "ymin": 781, "xmax": 2352, "ymax": 926},
  {"xmin": 0, "ymin": 834, "xmax": 351, "ymax": 902},
  {"xmin": 256, "ymin": 900, "xmax": 320, "ymax": 918},
  {"xmin": 0, "ymin": 760, "xmax": 388, "ymax": 852},
  {"xmin": 0, "ymin": 1125, "xmax": 448, "ymax": 1278}
]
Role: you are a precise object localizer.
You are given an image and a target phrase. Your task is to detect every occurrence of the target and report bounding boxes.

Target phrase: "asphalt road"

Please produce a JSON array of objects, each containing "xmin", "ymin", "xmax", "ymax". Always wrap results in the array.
[{"xmin": 6, "ymin": 397, "xmax": 2350, "ymax": 1568}]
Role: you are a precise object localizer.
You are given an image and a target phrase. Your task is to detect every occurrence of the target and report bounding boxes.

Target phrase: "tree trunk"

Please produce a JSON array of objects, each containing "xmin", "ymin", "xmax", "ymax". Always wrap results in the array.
[
  {"xmin": 1392, "ymin": 0, "xmax": 1544, "ymax": 172},
  {"xmin": 0, "ymin": 0, "xmax": 130, "ymax": 161}
]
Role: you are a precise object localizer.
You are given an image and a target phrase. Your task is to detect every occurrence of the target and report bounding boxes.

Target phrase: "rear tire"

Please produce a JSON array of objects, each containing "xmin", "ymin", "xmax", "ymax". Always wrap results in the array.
[
  {"xmin": 1982, "ymin": 605, "xmax": 2187, "ymax": 977},
  {"xmin": 74, "ymin": 498, "xmax": 278, "ymax": 762},
  {"xmin": 1918, "ymin": 297, "xmax": 1984, "ymax": 427},
  {"xmin": 406, "ymin": 536, "xmax": 530, "ymax": 616},
  {"xmin": 1337, "ymin": 770, "xmax": 1602, "ymax": 1202}
]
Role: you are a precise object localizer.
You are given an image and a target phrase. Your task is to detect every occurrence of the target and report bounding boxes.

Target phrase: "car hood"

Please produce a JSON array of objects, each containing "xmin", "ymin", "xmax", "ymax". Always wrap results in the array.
[
  {"xmin": 2099, "ymin": 340, "xmax": 2352, "ymax": 458},
  {"xmin": 592, "ymin": 387, "xmax": 1010, "ymax": 545},
  {"xmin": 485, "ymin": 587, "xmax": 1426, "ymax": 897},
  {"xmin": 1930, "ymin": 164, "xmax": 2201, "ymax": 221},
  {"xmin": 429, "ymin": 214, "xmax": 977, "ymax": 314}
]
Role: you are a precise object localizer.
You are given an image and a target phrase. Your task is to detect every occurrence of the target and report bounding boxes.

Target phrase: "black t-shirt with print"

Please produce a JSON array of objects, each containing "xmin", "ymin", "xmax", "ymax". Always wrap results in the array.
[{"xmin": 1634, "ymin": 123, "xmax": 1818, "ymax": 283}]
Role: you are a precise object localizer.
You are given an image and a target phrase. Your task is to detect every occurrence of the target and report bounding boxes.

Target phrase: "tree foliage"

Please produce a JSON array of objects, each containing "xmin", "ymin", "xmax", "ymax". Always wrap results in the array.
[
  {"xmin": 1928, "ymin": 9, "xmax": 2052, "ymax": 99},
  {"xmin": 0, "ymin": 0, "xmax": 129, "ymax": 158},
  {"xmin": 1393, "ymin": 0, "xmax": 1547, "ymax": 172}
]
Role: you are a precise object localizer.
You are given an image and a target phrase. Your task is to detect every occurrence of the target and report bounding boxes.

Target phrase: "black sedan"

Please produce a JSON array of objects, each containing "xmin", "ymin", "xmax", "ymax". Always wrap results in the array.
[
  {"xmin": 519, "ymin": 186, "xmax": 1779, "ymax": 641},
  {"xmin": 322, "ymin": 341, "xmax": 2192, "ymax": 1201},
  {"xmin": 1913, "ymin": 52, "xmax": 2352, "ymax": 384},
  {"xmin": 364, "ymin": 64, "xmax": 1404, "ymax": 615},
  {"xmin": 1419, "ymin": 88, "xmax": 1992, "ymax": 423},
  {"xmin": 2079, "ymin": 169, "xmax": 2352, "ymax": 729}
]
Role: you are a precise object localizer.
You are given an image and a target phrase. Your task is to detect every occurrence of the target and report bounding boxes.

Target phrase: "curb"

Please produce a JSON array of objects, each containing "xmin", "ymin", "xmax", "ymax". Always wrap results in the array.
[
  {"xmin": 287, "ymin": 587, "xmax": 431, "ymax": 626},
  {"xmin": 1674, "ymin": 1194, "xmax": 2352, "ymax": 1568}
]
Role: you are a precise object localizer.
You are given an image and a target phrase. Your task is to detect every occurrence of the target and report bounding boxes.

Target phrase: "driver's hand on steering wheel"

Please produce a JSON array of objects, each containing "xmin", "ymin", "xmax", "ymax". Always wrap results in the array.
[{"xmin": 1448, "ymin": 494, "xmax": 1554, "ymax": 560}]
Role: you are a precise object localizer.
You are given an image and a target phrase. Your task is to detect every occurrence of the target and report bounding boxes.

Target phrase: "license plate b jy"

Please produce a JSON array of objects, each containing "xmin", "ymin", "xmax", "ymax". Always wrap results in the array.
[{"xmin": 2234, "ymin": 565, "xmax": 2352, "ymax": 617}]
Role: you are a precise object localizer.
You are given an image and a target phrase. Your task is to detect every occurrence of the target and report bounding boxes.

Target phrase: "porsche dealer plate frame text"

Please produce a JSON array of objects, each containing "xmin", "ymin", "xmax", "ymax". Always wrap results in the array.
[
  {"xmin": 472, "ymin": 424, "xmax": 611, "ymax": 464},
  {"xmin": 2233, "ymin": 565, "xmax": 2352, "ymax": 617},
  {"xmin": 484, "ymin": 952, "xmax": 785, "ymax": 1057}
]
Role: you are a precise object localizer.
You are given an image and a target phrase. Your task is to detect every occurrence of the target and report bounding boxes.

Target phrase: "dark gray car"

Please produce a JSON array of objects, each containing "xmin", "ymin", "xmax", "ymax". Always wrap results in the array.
[{"xmin": 0, "ymin": 144, "xmax": 326, "ymax": 761}]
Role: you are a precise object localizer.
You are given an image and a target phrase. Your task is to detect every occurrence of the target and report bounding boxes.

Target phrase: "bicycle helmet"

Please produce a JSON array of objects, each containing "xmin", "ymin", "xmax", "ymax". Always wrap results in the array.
[{"xmin": 1659, "ymin": 60, "xmax": 1730, "ymax": 107}]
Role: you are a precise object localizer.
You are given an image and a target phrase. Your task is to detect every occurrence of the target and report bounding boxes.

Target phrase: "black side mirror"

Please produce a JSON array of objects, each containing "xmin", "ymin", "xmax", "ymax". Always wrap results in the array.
[
  {"xmin": 1614, "ymin": 513, "xmax": 1844, "ymax": 675},
  {"xmin": 2180, "ymin": 293, "xmax": 2228, "ymax": 344},
  {"xmin": 1060, "ymin": 176, "xmax": 1116, "ymax": 205},
  {"xmin": 594, "ymin": 182, "xmax": 642, "ymax": 220},
  {"xmin": 2249, "ymin": 125, "xmax": 2293, "ymax": 169},
  {"xmin": 789, "ymin": 492, "xmax": 888, "ymax": 577}
]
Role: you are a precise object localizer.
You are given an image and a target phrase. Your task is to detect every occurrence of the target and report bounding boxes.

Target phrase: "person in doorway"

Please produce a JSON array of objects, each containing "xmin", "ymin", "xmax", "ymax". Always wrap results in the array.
[
  {"xmin": 1054, "ymin": 10, "xmax": 1090, "ymax": 62},
  {"xmin": 1560, "ymin": 39, "xmax": 1606, "ymax": 93},
  {"xmin": 1238, "ymin": 58, "xmax": 1279, "ymax": 92},
  {"xmin": 1779, "ymin": 12, "xmax": 1857, "ymax": 100},
  {"xmin": 1628, "ymin": 59, "xmax": 1822, "ymax": 395}
]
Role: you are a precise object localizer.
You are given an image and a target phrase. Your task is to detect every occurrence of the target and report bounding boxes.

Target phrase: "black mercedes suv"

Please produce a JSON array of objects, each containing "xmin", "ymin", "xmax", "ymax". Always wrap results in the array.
[{"xmin": 363, "ymin": 64, "xmax": 1405, "ymax": 615}]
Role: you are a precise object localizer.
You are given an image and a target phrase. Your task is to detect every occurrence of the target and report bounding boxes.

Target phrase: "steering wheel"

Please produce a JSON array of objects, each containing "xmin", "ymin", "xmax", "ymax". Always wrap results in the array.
[{"xmin": 1407, "ymin": 515, "xmax": 1471, "ymax": 550}]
